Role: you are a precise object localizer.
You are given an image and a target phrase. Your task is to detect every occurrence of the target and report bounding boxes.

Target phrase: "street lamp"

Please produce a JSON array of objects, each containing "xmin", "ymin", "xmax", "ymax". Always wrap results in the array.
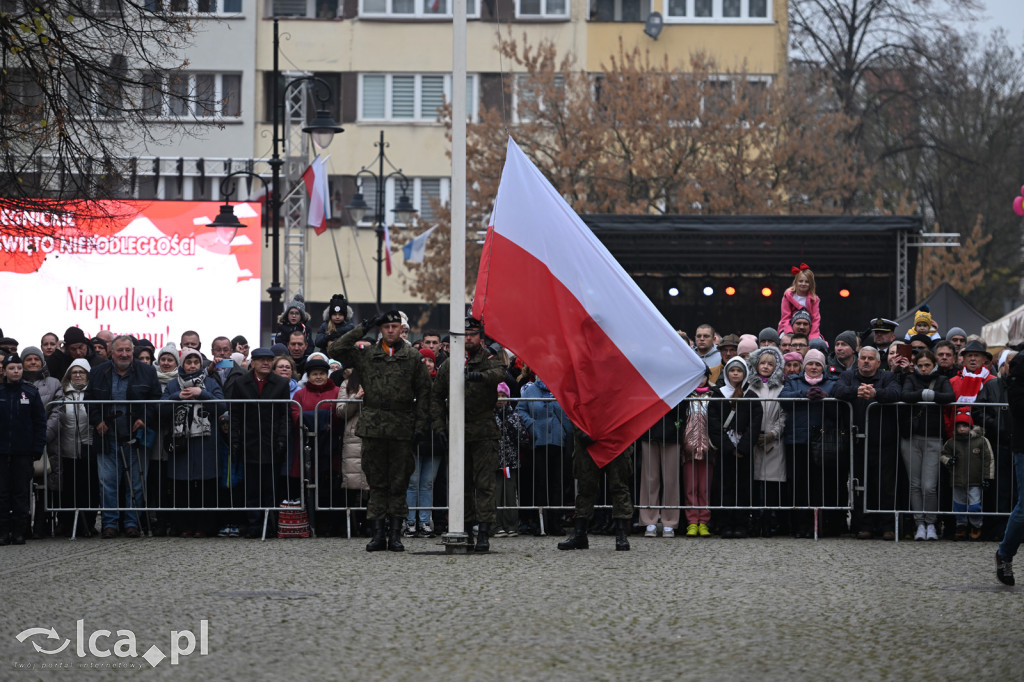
[
  {"xmin": 207, "ymin": 170, "xmax": 268, "ymax": 242},
  {"xmin": 346, "ymin": 129, "xmax": 417, "ymax": 310},
  {"xmin": 266, "ymin": 17, "xmax": 344, "ymax": 334}
]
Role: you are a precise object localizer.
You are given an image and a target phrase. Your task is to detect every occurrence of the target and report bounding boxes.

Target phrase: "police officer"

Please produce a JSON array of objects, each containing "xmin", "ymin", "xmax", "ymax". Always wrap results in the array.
[
  {"xmin": 328, "ymin": 310, "xmax": 430, "ymax": 552},
  {"xmin": 431, "ymin": 317, "xmax": 504, "ymax": 553},
  {"xmin": 558, "ymin": 427, "xmax": 634, "ymax": 551}
]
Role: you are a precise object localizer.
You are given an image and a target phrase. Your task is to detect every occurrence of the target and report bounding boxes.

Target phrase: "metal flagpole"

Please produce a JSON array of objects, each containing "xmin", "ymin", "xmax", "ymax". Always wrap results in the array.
[{"xmin": 443, "ymin": 0, "xmax": 469, "ymax": 553}]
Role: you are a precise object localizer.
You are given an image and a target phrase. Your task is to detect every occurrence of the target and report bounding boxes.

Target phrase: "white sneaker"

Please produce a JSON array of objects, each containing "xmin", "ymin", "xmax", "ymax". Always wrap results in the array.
[
  {"xmin": 926, "ymin": 524, "xmax": 939, "ymax": 541},
  {"xmin": 662, "ymin": 527, "xmax": 675, "ymax": 538},
  {"xmin": 914, "ymin": 524, "xmax": 926, "ymax": 541},
  {"xmin": 644, "ymin": 524, "xmax": 657, "ymax": 537}
]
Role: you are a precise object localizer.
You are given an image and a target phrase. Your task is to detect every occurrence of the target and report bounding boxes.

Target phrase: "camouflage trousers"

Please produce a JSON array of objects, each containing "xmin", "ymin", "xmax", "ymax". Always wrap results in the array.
[
  {"xmin": 573, "ymin": 446, "xmax": 635, "ymax": 521},
  {"xmin": 361, "ymin": 437, "xmax": 415, "ymax": 520},
  {"xmin": 466, "ymin": 439, "xmax": 499, "ymax": 524}
]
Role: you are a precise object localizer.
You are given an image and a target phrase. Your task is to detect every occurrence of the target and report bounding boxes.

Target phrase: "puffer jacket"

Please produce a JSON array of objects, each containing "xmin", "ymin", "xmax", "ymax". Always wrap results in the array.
[
  {"xmin": 517, "ymin": 379, "xmax": 572, "ymax": 449},
  {"xmin": 24, "ymin": 366, "xmax": 63, "ymax": 446},
  {"xmin": 56, "ymin": 359, "xmax": 94, "ymax": 459}
]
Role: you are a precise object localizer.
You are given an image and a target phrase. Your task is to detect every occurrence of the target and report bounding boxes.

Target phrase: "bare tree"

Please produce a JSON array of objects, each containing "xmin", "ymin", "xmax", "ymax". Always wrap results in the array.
[{"xmin": 0, "ymin": 1, "xmax": 210, "ymax": 222}]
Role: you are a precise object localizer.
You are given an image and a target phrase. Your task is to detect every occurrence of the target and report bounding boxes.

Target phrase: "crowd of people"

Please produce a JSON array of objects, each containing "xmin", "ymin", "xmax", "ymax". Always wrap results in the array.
[{"xmin": 0, "ymin": 268, "xmax": 1021, "ymax": 585}]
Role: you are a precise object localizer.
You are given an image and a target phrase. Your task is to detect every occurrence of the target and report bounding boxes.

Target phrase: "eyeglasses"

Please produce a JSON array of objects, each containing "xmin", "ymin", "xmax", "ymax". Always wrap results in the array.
[{"xmin": 790, "ymin": 342, "xmax": 809, "ymax": 349}]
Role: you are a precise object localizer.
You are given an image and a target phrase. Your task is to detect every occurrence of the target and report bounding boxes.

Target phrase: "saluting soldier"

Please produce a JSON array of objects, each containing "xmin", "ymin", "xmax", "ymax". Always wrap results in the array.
[
  {"xmin": 431, "ymin": 317, "xmax": 505, "ymax": 552},
  {"xmin": 328, "ymin": 310, "xmax": 430, "ymax": 553}
]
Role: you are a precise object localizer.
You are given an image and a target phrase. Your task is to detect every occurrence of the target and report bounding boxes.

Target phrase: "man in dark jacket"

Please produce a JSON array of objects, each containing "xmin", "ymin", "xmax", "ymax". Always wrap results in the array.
[
  {"xmin": 86, "ymin": 336, "xmax": 162, "ymax": 538},
  {"xmin": 47, "ymin": 326, "xmax": 94, "ymax": 381},
  {"xmin": 431, "ymin": 317, "xmax": 505, "ymax": 552},
  {"xmin": 328, "ymin": 310, "xmax": 431, "ymax": 552},
  {"xmin": 0, "ymin": 354, "xmax": 47, "ymax": 544},
  {"xmin": 833, "ymin": 346, "xmax": 902, "ymax": 539},
  {"xmin": 995, "ymin": 352, "xmax": 1024, "ymax": 585},
  {"xmin": 973, "ymin": 357, "xmax": 1015, "ymax": 540},
  {"xmin": 225, "ymin": 347, "xmax": 291, "ymax": 538}
]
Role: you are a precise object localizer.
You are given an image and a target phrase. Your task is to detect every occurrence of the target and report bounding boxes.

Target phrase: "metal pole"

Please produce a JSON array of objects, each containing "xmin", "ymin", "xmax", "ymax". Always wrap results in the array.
[
  {"xmin": 444, "ymin": 0, "xmax": 469, "ymax": 552},
  {"xmin": 267, "ymin": 18, "xmax": 285, "ymax": 339},
  {"xmin": 375, "ymin": 130, "xmax": 385, "ymax": 310}
]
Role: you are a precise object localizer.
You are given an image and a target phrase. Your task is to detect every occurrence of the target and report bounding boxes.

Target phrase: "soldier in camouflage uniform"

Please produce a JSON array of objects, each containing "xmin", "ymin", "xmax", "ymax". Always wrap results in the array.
[
  {"xmin": 558, "ymin": 426, "xmax": 634, "ymax": 551},
  {"xmin": 328, "ymin": 310, "xmax": 430, "ymax": 552},
  {"xmin": 431, "ymin": 317, "xmax": 505, "ymax": 552}
]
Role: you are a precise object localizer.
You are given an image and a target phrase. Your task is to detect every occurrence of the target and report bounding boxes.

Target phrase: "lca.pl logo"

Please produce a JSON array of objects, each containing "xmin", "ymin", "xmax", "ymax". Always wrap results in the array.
[{"xmin": 16, "ymin": 619, "xmax": 209, "ymax": 668}]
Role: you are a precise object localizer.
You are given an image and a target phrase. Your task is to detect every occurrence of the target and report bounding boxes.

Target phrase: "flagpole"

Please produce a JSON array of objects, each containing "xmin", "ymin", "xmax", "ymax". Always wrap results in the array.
[{"xmin": 443, "ymin": 0, "xmax": 469, "ymax": 554}]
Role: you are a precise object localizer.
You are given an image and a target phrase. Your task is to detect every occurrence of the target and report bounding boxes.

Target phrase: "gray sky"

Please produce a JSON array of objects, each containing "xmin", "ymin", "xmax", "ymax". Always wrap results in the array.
[{"xmin": 971, "ymin": 0, "xmax": 1024, "ymax": 45}]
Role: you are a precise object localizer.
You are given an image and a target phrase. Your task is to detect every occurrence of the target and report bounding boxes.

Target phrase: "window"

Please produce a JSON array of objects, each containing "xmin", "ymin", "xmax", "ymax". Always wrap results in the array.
[
  {"xmin": 359, "ymin": 0, "xmax": 478, "ymax": 18},
  {"xmin": 516, "ymin": 0, "xmax": 568, "ymax": 18},
  {"xmin": 262, "ymin": 72, "xmax": 340, "ymax": 122},
  {"xmin": 150, "ymin": 0, "xmax": 243, "ymax": 12},
  {"xmin": 143, "ymin": 72, "xmax": 242, "ymax": 119},
  {"xmin": 359, "ymin": 73, "xmax": 477, "ymax": 122},
  {"xmin": 590, "ymin": 0, "xmax": 650, "ymax": 21},
  {"xmin": 700, "ymin": 75, "xmax": 772, "ymax": 118},
  {"xmin": 664, "ymin": 0, "xmax": 770, "ymax": 21},
  {"xmin": 269, "ymin": 0, "xmax": 340, "ymax": 17},
  {"xmin": 353, "ymin": 177, "xmax": 449, "ymax": 228},
  {"xmin": 513, "ymin": 73, "xmax": 565, "ymax": 123}
]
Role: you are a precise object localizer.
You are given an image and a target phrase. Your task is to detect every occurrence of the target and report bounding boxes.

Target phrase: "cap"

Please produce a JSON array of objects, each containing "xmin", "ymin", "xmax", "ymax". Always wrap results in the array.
[
  {"xmin": 719, "ymin": 333, "xmax": 740, "ymax": 348},
  {"xmin": 305, "ymin": 358, "xmax": 330, "ymax": 374},
  {"xmin": 870, "ymin": 318, "xmax": 898, "ymax": 333},
  {"xmin": 250, "ymin": 347, "xmax": 275, "ymax": 359},
  {"xmin": 961, "ymin": 339, "xmax": 992, "ymax": 361}
]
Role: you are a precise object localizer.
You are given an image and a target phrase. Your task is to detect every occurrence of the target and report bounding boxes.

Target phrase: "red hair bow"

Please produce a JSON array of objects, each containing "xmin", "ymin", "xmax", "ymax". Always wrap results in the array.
[{"xmin": 791, "ymin": 263, "xmax": 810, "ymax": 275}]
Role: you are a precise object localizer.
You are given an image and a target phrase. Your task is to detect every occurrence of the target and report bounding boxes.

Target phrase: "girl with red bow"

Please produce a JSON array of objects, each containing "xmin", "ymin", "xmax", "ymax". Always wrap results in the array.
[{"xmin": 778, "ymin": 263, "xmax": 822, "ymax": 339}]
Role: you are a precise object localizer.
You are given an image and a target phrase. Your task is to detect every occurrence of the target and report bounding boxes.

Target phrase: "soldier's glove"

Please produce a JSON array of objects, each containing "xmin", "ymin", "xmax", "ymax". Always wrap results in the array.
[
  {"xmin": 983, "ymin": 478, "xmax": 993, "ymax": 489},
  {"xmin": 465, "ymin": 371, "xmax": 483, "ymax": 382},
  {"xmin": 945, "ymin": 455, "xmax": 958, "ymax": 469},
  {"xmin": 369, "ymin": 312, "xmax": 389, "ymax": 329}
]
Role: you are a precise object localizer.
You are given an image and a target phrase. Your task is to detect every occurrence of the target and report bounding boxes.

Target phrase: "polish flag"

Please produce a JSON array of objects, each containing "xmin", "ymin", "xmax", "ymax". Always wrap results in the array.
[
  {"xmin": 473, "ymin": 138, "xmax": 707, "ymax": 467},
  {"xmin": 383, "ymin": 222, "xmax": 393, "ymax": 276},
  {"xmin": 302, "ymin": 154, "xmax": 331, "ymax": 235}
]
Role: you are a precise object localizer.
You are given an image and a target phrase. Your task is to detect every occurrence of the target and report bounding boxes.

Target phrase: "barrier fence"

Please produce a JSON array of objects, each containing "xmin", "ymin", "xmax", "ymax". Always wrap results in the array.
[{"xmin": 38, "ymin": 395, "xmax": 1017, "ymax": 541}]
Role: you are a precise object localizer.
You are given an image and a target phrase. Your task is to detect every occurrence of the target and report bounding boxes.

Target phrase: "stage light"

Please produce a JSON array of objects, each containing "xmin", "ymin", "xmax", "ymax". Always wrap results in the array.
[
  {"xmin": 668, "ymin": 287, "xmax": 679, "ymax": 297},
  {"xmin": 761, "ymin": 287, "xmax": 773, "ymax": 297},
  {"xmin": 725, "ymin": 286, "xmax": 736, "ymax": 296},
  {"xmin": 702, "ymin": 286, "xmax": 714, "ymax": 296},
  {"xmin": 839, "ymin": 288, "xmax": 851, "ymax": 298}
]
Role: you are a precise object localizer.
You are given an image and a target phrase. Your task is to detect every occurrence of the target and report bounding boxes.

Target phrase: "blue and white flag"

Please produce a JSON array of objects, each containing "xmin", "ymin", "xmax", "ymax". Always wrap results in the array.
[{"xmin": 402, "ymin": 224, "xmax": 438, "ymax": 263}]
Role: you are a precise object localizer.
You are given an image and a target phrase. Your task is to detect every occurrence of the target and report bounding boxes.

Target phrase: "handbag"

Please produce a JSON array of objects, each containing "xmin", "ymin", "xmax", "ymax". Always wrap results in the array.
[
  {"xmin": 683, "ymin": 410, "xmax": 710, "ymax": 460},
  {"xmin": 810, "ymin": 426, "xmax": 849, "ymax": 466}
]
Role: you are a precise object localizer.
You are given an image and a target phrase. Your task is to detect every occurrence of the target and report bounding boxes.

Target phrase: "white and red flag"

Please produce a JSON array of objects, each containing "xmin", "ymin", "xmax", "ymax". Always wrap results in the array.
[
  {"xmin": 302, "ymin": 154, "xmax": 331, "ymax": 235},
  {"xmin": 473, "ymin": 138, "xmax": 706, "ymax": 467}
]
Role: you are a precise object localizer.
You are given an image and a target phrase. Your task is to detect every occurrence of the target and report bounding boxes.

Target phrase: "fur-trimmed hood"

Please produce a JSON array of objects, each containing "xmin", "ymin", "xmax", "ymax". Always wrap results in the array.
[{"xmin": 747, "ymin": 346, "xmax": 785, "ymax": 390}]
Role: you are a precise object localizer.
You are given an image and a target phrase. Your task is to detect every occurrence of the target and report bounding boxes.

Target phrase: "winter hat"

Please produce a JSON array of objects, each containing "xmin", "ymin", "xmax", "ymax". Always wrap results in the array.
[
  {"xmin": 724, "ymin": 356, "xmax": 749, "ymax": 380},
  {"xmin": 308, "ymin": 352, "xmax": 329, "ymax": 365},
  {"xmin": 758, "ymin": 327, "xmax": 780, "ymax": 345},
  {"xmin": 737, "ymin": 334, "xmax": 758, "ymax": 356},
  {"xmin": 63, "ymin": 326, "xmax": 88, "ymax": 346},
  {"xmin": 419, "ymin": 348, "xmax": 436, "ymax": 363},
  {"xmin": 834, "ymin": 330, "xmax": 859, "ymax": 351},
  {"xmin": 809, "ymin": 338, "xmax": 829, "ymax": 355},
  {"xmin": 305, "ymin": 358, "xmax": 330, "ymax": 374},
  {"xmin": 954, "ymin": 412, "xmax": 974, "ymax": 427},
  {"xmin": 64, "ymin": 358, "xmax": 92, "ymax": 379},
  {"xmin": 158, "ymin": 342, "xmax": 179, "ymax": 364},
  {"xmin": 783, "ymin": 352, "xmax": 804, "ymax": 364},
  {"xmin": 719, "ymin": 333, "xmax": 740, "ymax": 348},
  {"xmin": 270, "ymin": 343, "xmax": 288, "ymax": 357},
  {"xmin": 179, "ymin": 347, "xmax": 202, "ymax": 365},
  {"xmin": 791, "ymin": 309, "xmax": 812, "ymax": 325},
  {"xmin": 497, "ymin": 382, "xmax": 511, "ymax": 397},
  {"xmin": 946, "ymin": 326, "xmax": 967, "ymax": 341},
  {"xmin": 324, "ymin": 293, "xmax": 348, "ymax": 321},
  {"xmin": 250, "ymin": 348, "xmax": 275, "ymax": 359},
  {"xmin": 3, "ymin": 353, "xmax": 22, "ymax": 368},
  {"xmin": 803, "ymin": 349, "xmax": 827, "ymax": 368},
  {"xmin": 914, "ymin": 306, "xmax": 933, "ymax": 327},
  {"xmin": 280, "ymin": 294, "xmax": 310, "ymax": 322},
  {"xmin": 21, "ymin": 346, "xmax": 43, "ymax": 362},
  {"xmin": 909, "ymin": 333, "xmax": 935, "ymax": 349}
]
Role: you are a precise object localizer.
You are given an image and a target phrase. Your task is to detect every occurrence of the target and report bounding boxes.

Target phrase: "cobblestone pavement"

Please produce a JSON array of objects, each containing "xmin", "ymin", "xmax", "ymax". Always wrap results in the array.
[{"xmin": 1, "ymin": 533, "xmax": 1021, "ymax": 681}]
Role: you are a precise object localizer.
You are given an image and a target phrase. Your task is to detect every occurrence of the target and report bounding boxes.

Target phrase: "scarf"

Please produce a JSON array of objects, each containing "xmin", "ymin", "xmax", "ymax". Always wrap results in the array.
[
  {"xmin": 720, "ymin": 385, "xmax": 737, "ymax": 399},
  {"xmin": 381, "ymin": 340, "xmax": 395, "ymax": 357},
  {"xmin": 804, "ymin": 373, "xmax": 824, "ymax": 386},
  {"xmin": 157, "ymin": 368, "xmax": 178, "ymax": 388},
  {"xmin": 177, "ymin": 369, "xmax": 207, "ymax": 390},
  {"xmin": 956, "ymin": 366, "xmax": 991, "ymax": 403}
]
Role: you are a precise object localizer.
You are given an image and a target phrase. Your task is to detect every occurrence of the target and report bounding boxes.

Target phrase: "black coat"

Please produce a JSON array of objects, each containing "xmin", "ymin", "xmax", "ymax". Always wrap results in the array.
[
  {"xmin": 0, "ymin": 380, "xmax": 46, "ymax": 457},
  {"xmin": 900, "ymin": 369, "xmax": 955, "ymax": 438},
  {"xmin": 706, "ymin": 386, "xmax": 761, "ymax": 459},
  {"xmin": 973, "ymin": 377, "xmax": 1010, "ymax": 452},
  {"xmin": 85, "ymin": 360, "xmax": 162, "ymax": 447},
  {"xmin": 833, "ymin": 368, "xmax": 902, "ymax": 439},
  {"xmin": 225, "ymin": 371, "xmax": 291, "ymax": 465}
]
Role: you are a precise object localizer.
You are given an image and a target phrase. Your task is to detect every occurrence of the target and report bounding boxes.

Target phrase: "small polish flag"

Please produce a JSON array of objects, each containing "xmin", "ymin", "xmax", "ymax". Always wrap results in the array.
[
  {"xmin": 501, "ymin": 466, "xmax": 511, "ymax": 479},
  {"xmin": 383, "ymin": 222, "xmax": 393, "ymax": 276},
  {"xmin": 301, "ymin": 154, "xmax": 331, "ymax": 235},
  {"xmin": 473, "ymin": 138, "xmax": 706, "ymax": 467}
]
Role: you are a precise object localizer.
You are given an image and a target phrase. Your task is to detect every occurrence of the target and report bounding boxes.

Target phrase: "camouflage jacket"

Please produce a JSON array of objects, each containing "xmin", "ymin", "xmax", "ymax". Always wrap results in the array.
[
  {"xmin": 328, "ymin": 323, "xmax": 430, "ymax": 440},
  {"xmin": 431, "ymin": 345, "xmax": 505, "ymax": 441}
]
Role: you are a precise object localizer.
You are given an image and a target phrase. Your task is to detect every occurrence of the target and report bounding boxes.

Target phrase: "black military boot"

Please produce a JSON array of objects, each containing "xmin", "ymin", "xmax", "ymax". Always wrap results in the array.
[
  {"xmin": 365, "ymin": 519, "xmax": 386, "ymax": 552},
  {"xmin": 475, "ymin": 522, "xmax": 490, "ymax": 553},
  {"xmin": 465, "ymin": 522, "xmax": 476, "ymax": 550},
  {"xmin": 615, "ymin": 518, "xmax": 630, "ymax": 551},
  {"xmin": 387, "ymin": 517, "xmax": 405, "ymax": 552},
  {"xmin": 557, "ymin": 518, "xmax": 589, "ymax": 550}
]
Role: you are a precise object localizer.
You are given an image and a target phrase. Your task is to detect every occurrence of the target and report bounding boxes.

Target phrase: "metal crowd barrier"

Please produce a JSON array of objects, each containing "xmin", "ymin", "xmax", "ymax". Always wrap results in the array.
[
  {"xmin": 43, "ymin": 398, "xmax": 303, "ymax": 541},
  {"xmin": 862, "ymin": 400, "xmax": 1017, "ymax": 541}
]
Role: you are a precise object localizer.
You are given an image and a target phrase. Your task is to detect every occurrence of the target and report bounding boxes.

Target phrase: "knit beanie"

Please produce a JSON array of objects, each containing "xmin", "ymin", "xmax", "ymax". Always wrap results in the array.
[
  {"xmin": 803, "ymin": 349, "xmax": 827, "ymax": 368},
  {"xmin": 158, "ymin": 342, "xmax": 179, "ymax": 365},
  {"xmin": 834, "ymin": 330, "xmax": 858, "ymax": 350},
  {"xmin": 914, "ymin": 308, "xmax": 933, "ymax": 327},
  {"xmin": 737, "ymin": 334, "xmax": 758, "ymax": 356},
  {"xmin": 758, "ymin": 327, "xmax": 780, "ymax": 344},
  {"xmin": 946, "ymin": 326, "xmax": 967, "ymax": 341},
  {"xmin": 783, "ymin": 352, "xmax": 804, "ymax": 364},
  {"xmin": 21, "ymin": 345, "xmax": 44, "ymax": 362}
]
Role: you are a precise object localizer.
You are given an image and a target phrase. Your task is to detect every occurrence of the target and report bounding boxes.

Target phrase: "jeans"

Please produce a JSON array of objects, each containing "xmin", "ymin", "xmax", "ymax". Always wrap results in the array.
[
  {"xmin": 97, "ymin": 442, "xmax": 149, "ymax": 530},
  {"xmin": 899, "ymin": 436, "xmax": 941, "ymax": 524},
  {"xmin": 998, "ymin": 452, "xmax": 1024, "ymax": 560},
  {"xmin": 406, "ymin": 450, "xmax": 442, "ymax": 526},
  {"xmin": 952, "ymin": 486, "xmax": 983, "ymax": 528}
]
